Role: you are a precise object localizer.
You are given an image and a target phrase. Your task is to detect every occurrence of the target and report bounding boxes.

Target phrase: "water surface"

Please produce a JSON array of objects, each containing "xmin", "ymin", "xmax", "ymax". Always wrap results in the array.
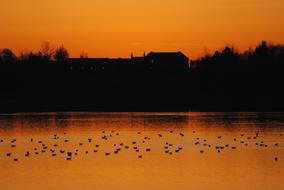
[{"xmin": 0, "ymin": 112, "xmax": 283, "ymax": 190}]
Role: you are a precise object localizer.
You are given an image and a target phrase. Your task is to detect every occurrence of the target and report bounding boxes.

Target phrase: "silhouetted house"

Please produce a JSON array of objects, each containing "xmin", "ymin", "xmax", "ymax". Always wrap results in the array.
[
  {"xmin": 145, "ymin": 52, "xmax": 189, "ymax": 68},
  {"xmin": 68, "ymin": 51, "xmax": 189, "ymax": 72}
]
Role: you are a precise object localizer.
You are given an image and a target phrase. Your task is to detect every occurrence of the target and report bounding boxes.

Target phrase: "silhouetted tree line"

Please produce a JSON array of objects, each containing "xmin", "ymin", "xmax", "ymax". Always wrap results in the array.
[
  {"xmin": 1, "ymin": 41, "xmax": 283, "ymax": 68},
  {"xmin": 0, "ymin": 42, "xmax": 69, "ymax": 64},
  {"xmin": 192, "ymin": 41, "xmax": 284, "ymax": 69},
  {"xmin": 184, "ymin": 41, "xmax": 284, "ymax": 111}
]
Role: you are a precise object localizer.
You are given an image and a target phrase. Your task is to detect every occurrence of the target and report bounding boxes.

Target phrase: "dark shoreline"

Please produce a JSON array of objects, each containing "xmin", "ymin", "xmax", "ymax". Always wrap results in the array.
[{"xmin": 1, "ymin": 101, "xmax": 284, "ymax": 114}]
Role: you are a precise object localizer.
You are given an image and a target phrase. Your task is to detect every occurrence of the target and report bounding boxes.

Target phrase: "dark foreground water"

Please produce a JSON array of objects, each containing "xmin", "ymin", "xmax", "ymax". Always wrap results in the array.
[{"xmin": 0, "ymin": 112, "xmax": 283, "ymax": 190}]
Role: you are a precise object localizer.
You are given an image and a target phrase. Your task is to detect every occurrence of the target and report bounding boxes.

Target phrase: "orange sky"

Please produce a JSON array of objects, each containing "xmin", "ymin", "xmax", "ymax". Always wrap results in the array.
[{"xmin": 1, "ymin": 0, "xmax": 284, "ymax": 59}]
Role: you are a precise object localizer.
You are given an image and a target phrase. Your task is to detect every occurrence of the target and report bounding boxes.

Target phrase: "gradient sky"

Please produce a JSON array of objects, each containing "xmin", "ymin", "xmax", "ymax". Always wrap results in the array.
[{"xmin": 1, "ymin": 0, "xmax": 284, "ymax": 59}]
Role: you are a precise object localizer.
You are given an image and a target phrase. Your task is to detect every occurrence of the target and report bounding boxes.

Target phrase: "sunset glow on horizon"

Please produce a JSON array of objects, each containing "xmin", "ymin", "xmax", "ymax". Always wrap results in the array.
[{"xmin": 1, "ymin": 0, "xmax": 284, "ymax": 59}]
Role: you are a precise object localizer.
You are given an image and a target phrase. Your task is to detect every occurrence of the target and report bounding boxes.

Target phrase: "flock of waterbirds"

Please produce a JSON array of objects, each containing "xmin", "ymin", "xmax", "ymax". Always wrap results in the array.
[{"xmin": 0, "ymin": 130, "xmax": 282, "ymax": 163}]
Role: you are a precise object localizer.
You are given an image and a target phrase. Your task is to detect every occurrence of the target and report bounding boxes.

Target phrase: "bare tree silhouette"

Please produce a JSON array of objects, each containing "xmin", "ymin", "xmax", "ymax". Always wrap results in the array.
[{"xmin": 40, "ymin": 41, "xmax": 54, "ymax": 61}]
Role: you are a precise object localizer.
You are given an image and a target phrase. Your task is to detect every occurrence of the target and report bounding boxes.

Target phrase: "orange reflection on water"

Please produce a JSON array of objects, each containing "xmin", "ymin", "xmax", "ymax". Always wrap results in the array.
[{"xmin": 0, "ymin": 112, "xmax": 284, "ymax": 190}]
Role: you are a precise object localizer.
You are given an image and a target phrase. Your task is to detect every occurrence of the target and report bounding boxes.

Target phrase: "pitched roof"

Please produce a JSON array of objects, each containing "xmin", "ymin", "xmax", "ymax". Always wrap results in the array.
[{"xmin": 146, "ymin": 52, "xmax": 188, "ymax": 60}]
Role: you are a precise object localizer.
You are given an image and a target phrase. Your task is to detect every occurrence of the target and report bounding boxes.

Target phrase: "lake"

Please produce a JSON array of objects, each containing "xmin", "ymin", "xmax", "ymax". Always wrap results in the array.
[{"xmin": 0, "ymin": 112, "xmax": 283, "ymax": 190}]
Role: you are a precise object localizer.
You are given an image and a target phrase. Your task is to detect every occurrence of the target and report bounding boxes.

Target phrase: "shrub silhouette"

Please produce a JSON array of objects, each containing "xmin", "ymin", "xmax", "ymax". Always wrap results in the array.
[
  {"xmin": 54, "ymin": 45, "xmax": 69, "ymax": 61},
  {"xmin": 0, "ymin": 48, "xmax": 17, "ymax": 64}
]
